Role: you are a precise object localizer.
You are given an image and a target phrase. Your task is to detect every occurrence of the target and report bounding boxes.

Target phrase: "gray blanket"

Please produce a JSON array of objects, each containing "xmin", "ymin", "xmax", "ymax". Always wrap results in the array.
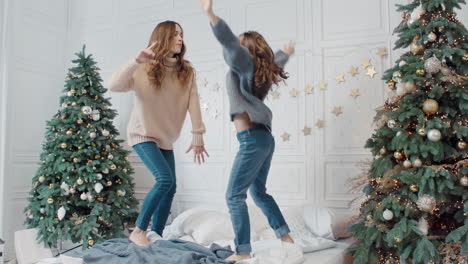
[{"xmin": 68, "ymin": 239, "xmax": 235, "ymax": 264}]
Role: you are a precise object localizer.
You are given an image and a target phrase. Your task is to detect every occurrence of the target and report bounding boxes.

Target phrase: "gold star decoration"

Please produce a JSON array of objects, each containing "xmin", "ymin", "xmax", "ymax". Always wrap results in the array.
[
  {"xmin": 289, "ymin": 88, "xmax": 299, "ymax": 97},
  {"xmin": 335, "ymin": 74, "xmax": 345, "ymax": 84},
  {"xmin": 304, "ymin": 84, "xmax": 314, "ymax": 95},
  {"xmin": 302, "ymin": 126, "xmax": 312, "ymax": 136},
  {"xmin": 331, "ymin": 106, "xmax": 343, "ymax": 117},
  {"xmin": 318, "ymin": 81, "xmax": 328, "ymax": 91},
  {"xmin": 271, "ymin": 90, "xmax": 280, "ymax": 99},
  {"xmin": 350, "ymin": 88, "xmax": 361, "ymax": 99},
  {"xmin": 361, "ymin": 59, "xmax": 372, "ymax": 69},
  {"xmin": 281, "ymin": 132, "xmax": 291, "ymax": 141},
  {"xmin": 315, "ymin": 119, "xmax": 325, "ymax": 128},
  {"xmin": 376, "ymin": 47, "xmax": 388, "ymax": 57},
  {"xmin": 348, "ymin": 66, "xmax": 359, "ymax": 77},
  {"xmin": 366, "ymin": 67, "xmax": 378, "ymax": 78}
]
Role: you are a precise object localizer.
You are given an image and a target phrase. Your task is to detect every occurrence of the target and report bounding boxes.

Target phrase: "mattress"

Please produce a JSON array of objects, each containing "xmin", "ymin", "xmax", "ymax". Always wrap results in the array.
[{"xmin": 303, "ymin": 238, "xmax": 355, "ymax": 264}]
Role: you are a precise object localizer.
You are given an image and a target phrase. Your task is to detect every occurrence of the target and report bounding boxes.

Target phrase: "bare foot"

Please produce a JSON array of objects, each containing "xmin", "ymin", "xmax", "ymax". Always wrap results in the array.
[
  {"xmin": 129, "ymin": 227, "xmax": 149, "ymax": 246},
  {"xmin": 280, "ymin": 234, "xmax": 294, "ymax": 244},
  {"xmin": 225, "ymin": 253, "xmax": 251, "ymax": 262}
]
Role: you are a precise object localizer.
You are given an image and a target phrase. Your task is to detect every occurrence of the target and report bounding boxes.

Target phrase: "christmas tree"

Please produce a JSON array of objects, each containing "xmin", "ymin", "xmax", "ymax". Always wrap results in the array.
[
  {"xmin": 24, "ymin": 46, "xmax": 138, "ymax": 249},
  {"xmin": 349, "ymin": 0, "xmax": 468, "ymax": 263}
]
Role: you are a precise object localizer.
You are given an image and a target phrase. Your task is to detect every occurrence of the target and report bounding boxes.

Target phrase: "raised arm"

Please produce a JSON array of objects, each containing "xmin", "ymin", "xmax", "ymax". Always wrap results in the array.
[
  {"xmin": 200, "ymin": 0, "xmax": 254, "ymax": 75},
  {"xmin": 107, "ymin": 42, "xmax": 158, "ymax": 92}
]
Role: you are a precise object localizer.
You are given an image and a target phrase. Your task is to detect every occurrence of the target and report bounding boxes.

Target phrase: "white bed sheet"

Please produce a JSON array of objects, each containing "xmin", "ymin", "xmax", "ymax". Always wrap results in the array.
[{"xmin": 302, "ymin": 238, "xmax": 354, "ymax": 264}]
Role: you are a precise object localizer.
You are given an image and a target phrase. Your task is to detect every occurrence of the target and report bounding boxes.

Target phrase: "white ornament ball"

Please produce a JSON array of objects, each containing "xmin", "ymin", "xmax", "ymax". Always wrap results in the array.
[
  {"xmin": 427, "ymin": 129, "xmax": 442, "ymax": 142},
  {"xmin": 96, "ymin": 173, "xmax": 103, "ymax": 180},
  {"xmin": 77, "ymin": 178, "xmax": 84, "ymax": 185},
  {"xmin": 424, "ymin": 56, "xmax": 442, "ymax": 74},
  {"xmin": 460, "ymin": 176, "xmax": 468, "ymax": 187},
  {"xmin": 94, "ymin": 183, "xmax": 104, "ymax": 194},
  {"xmin": 67, "ymin": 91, "xmax": 73, "ymax": 96},
  {"xmin": 396, "ymin": 83, "xmax": 407, "ymax": 96},
  {"xmin": 399, "ymin": 60, "xmax": 407, "ymax": 67},
  {"xmin": 428, "ymin": 32, "xmax": 437, "ymax": 42},
  {"xmin": 89, "ymin": 132, "xmax": 97, "ymax": 139},
  {"xmin": 403, "ymin": 159, "xmax": 412, "ymax": 168},
  {"xmin": 102, "ymin": 130, "xmax": 110, "ymax": 137},
  {"xmin": 81, "ymin": 106, "xmax": 92, "ymax": 115},
  {"xmin": 383, "ymin": 209, "xmax": 394, "ymax": 221},
  {"xmin": 392, "ymin": 71, "xmax": 402, "ymax": 82},
  {"xmin": 87, "ymin": 192, "xmax": 94, "ymax": 202},
  {"xmin": 379, "ymin": 147, "xmax": 387, "ymax": 155},
  {"xmin": 413, "ymin": 158, "xmax": 423, "ymax": 168},
  {"xmin": 417, "ymin": 217, "xmax": 429, "ymax": 236},
  {"xmin": 92, "ymin": 114, "xmax": 100, "ymax": 121},
  {"xmin": 407, "ymin": 18, "xmax": 416, "ymax": 26},
  {"xmin": 80, "ymin": 193, "xmax": 88, "ymax": 200},
  {"xmin": 69, "ymin": 188, "xmax": 76, "ymax": 194},
  {"xmin": 38, "ymin": 176, "xmax": 45, "ymax": 183},
  {"xmin": 117, "ymin": 189, "xmax": 126, "ymax": 197},
  {"xmin": 387, "ymin": 119, "xmax": 396, "ymax": 128},
  {"xmin": 417, "ymin": 195, "xmax": 436, "ymax": 213},
  {"xmin": 40, "ymin": 208, "xmax": 45, "ymax": 214},
  {"xmin": 102, "ymin": 168, "xmax": 109, "ymax": 174},
  {"xmin": 404, "ymin": 82, "xmax": 416, "ymax": 93},
  {"xmin": 57, "ymin": 206, "xmax": 66, "ymax": 221},
  {"xmin": 396, "ymin": 131, "xmax": 403, "ymax": 137}
]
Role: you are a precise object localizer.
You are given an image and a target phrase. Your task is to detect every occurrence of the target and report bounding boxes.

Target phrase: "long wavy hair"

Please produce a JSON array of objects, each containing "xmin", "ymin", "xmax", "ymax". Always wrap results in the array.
[
  {"xmin": 240, "ymin": 31, "xmax": 288, "ymax": 100},
  {"xmin": 146, "ymin": 21, "xmax": 193, "ymax": 88}
]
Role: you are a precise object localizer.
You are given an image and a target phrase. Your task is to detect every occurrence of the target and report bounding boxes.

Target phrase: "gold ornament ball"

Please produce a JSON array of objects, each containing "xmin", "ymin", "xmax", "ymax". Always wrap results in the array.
[
  {"xmin": 66, "ymin": 130, "xmax": 73, "ymax": 135},
  {"xmin": 403, "ymin": 159, "xmax": 412, "ymax": 168},
  {"xmin": 97, "ymin": 197, "xmax": 104, "ymax": 202},
  {"xmin": 410, "ymin": 36, "xmax": 425, "ymax": 55},
  {"xmin": 106, "ymin": 181, "xmax": 112, "ymax": 186},
  {"xmin": 422, "ymin": 99, "xmax": 439, "ymax": 115},
  {"xmin": 438, "ymin": 26, "xmax": 444, "ymax": 32},
  {"xmin": 49, "ymin": 184, "xmax": 54, "ymax": 189},
  {"xmin": 388, "ymin": 81, "xmax": 396, "ymax": 90},
  {"xmin": 71, "ymin": 102, "xmax": 77, "ymax": 106},
  {"xmin": 463, "ymin": 53, "xmax": 468, "ymax": 61},
  {"xmin": 95, "ymin": 155, "xmax": 101, "ymax": 159},
  {"xmin": 457, "ymin": 140, "xmax": 467, "ymax": 150},
  {"xmin": 81, "ymin": 89, "xmax": 87, "ymax": 95},
  {"xmin": 73, "ymin": 158, "xmax": 79, "ymax": 163},
  {"xmin": 123, "ymin": 168, "xmax": 128, "ymax": 173},
  {"xmin": 88, "ymin": 239, "xmax": 94, "ymax": 246},
  {"xmin": 70, "ymin": 89, "xmax": 76, "ymax": 94},
  {"xmin": 47, "ymin": 198, "xmax": 54, "ymax": 204},
  {"xmin": 77, "ymin": 118, "xmax": 83, "ymax": 124},
  {"xmin": 110, "ymin": 164, "xmax": 117, "ymax": 170},
  {"xmin": 410, "ymin": 184, "xmax": 419, "ymax": 192},
  {"xmin": 124, "ymin": 156, "xmax": 129, "ymax": 161},
  {"xmin": 416, "ymin": 68, "xmax": 425, "ymax": 76},
  {"xmin": 78, "ymin": 146, "xmax": 83, "ymax": 150},
  {"xmin": 60, "ymin": 143, "xmax": 67, "ymax": 149},
  {"xmin": 460, "ymin": 176, "xmax": 468, "ymax": 187},
  {"xmin": 418, "ymin": 128, "xmax": 426, "ymax": 136},
  {"xmin": 394, "ymin": 151, "xmax": 404, "ymax": 160},
  {"xmin": 77, "ymin": 178, "xmax": 83, "ymax": 185}
]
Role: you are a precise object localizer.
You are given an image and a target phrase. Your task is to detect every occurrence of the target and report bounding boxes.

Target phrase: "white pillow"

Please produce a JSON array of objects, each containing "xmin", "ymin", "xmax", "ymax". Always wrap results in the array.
[
  {"xmin": 165, "ymin": 208, "xmax": 234, "ymax": 245},
  {"xmin": 15, "ymin": 229, "xmax": 53, "ymax": 264},
  {"xmin": 303, "ymin": 206, "xmax": 353, "ymax": 240}
]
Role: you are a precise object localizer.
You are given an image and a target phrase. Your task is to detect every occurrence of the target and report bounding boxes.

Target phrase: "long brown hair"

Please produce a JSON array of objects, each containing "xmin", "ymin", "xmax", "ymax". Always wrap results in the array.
[
  {"xmin": 147, "ymin": 21, "xmax": 193, "ymax": 88},
  {"xmin": 240, "ymin": 31, "xmax": 288, "ymax": 100}
]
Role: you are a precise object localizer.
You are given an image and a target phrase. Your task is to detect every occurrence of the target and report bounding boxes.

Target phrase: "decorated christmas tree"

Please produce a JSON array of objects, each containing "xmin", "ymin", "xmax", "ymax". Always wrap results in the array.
[
  {"xmin": 349, "ymin": 0, "xmax": 468, "ymax": 263},
  {"xmin": 24, "ymin": 46, "xmax": 138, "ymax": 249}
]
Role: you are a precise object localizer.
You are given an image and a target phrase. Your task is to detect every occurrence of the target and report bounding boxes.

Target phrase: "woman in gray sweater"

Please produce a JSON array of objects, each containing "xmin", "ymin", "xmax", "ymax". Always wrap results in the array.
[{"xmin": 200, "ymin": 0, "xmax": 296, "ymax": 261}]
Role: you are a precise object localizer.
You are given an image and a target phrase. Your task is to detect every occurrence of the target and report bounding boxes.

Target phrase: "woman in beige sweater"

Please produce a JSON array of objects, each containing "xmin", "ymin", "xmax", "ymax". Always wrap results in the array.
[{"xmin": 108, "ymin": 21, "xmax": 208, "ymax": 246}]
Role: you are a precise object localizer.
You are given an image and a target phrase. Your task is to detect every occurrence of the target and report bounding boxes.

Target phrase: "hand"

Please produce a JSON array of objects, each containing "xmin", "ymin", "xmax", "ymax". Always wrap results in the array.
[
  {"xmin": 135, "ymin": 41, "xmax": 158, "ymax": 64},
  {"xmin": 199, "ymin": 0, "xmax": 213, "ymax": 15},
  {"xmin": 282, "ymin": 41, "xmax": 296, "ymax": 56},
  {"xmin": 186, "ymin": 145, "xmax": 209, "ymax": 164}
]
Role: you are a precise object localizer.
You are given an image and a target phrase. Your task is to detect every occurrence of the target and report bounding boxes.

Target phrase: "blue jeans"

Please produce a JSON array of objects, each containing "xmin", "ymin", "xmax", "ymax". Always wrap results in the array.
[
  {"xmin": 226, "ymin": 125, "xmax": 290, "ymax": 254},
  {"xmin": 133, "ymin": 141, "xmax": 176, "ymax": 236}
]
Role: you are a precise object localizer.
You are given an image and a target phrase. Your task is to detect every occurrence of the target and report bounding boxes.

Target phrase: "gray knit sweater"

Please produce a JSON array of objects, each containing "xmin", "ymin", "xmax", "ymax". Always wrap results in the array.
[{"xmin": 210, "ymin": 18, "xmax": 289, "ymax": 131}]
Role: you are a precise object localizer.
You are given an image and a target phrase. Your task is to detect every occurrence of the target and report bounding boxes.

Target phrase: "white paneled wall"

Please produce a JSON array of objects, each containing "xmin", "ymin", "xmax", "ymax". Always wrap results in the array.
[
  {"xmin": 1, "ymin": 0, "xmax": 468, "ymax": 260},
  {"xmin": 1, "ymin": 0, "xmax": 69, "ymax": 259}
]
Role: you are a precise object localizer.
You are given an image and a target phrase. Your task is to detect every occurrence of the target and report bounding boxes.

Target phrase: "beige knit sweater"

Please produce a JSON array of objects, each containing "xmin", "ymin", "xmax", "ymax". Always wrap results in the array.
[{"xmin": 108, "ymin": 57, "xmax": 205, "ymax": 150}]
